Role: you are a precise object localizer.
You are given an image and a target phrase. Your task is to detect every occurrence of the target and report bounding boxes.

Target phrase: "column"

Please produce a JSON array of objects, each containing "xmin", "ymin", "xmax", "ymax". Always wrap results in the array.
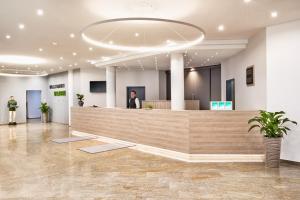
[
  {"xmin": 68, "ymin": 69, "xmax": 74, "ymax": 125},
  {"xmin": 106, "ymin": 66, "xmax": 116, "ymax": 108},
  {"xmin": 171, "ymin": 53, "xmax": 185, "ymax": 110}
]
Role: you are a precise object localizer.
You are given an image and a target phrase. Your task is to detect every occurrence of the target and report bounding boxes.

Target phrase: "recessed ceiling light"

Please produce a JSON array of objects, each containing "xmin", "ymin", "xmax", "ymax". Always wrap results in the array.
[
  {"xmin": 134, "ymin": 32, "xmax": 139, "ymax": 37},
  {"xmin": 38, "ymin": 48, "xmax": 43, "ymax": 52},
  {"xmin": 194, "ymin": 52, "xmax": 198, "ymax": 56},
  {"xmin": 89, "ymin": 47, "xmax": 93, "ymax": 51},
  {"xmin": 271, "ymin": 11, "xmax": 278, "ymax": 18},
  {"xmin": 5, "ymin": 35, "xmax": 11, "ymax": 39},
  {"xmin": 52, "ymin": 42, "xmax": 58, "ymax": 46},
  {"xmin": 218, "ymin": 25, "xmax": 225, "ymax": 32},
  {"xmin": 244, "ymin": 0, "xmax": 251, "ymax": 3},
  {"xmin": 74, "ymin": 62, "xmax": 78, "ymax": 66},
  {"xmin": 72, "ymin": 52, "xmax": 77, "ymax": 56},
  {"xmin": 59, "ymin": 56, "xmax": 64, "ymax": 60},
  {"xmin": 18, "ymin": 24, "xmax": 25, "ymax": 30},
  {"xmin": 1, "ymin": 65, "xmax": 4, "ymax": 68},
  {"xmin": 36, "ymin": 9, "xmax": 44, "ymax": 16},
  {"xmin": 109, "ymin": 40, "xmax": 114, "ymax": 44},
  {"xmin": 68, "ymin": 64, "xmax": 73, "ymax": 67},
  {"xmin": 70, "ymin": 33, "xmax": 75, "ymax": 38}
]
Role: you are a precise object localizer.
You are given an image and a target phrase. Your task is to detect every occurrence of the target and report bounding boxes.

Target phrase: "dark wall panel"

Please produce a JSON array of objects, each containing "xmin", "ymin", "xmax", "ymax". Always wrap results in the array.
[
  {"xmin": 166, "ymin": 65, "xmax": 221, "ymax": 110},
  {"xmin": 210, "ymin": 67, "xmax": 221, "ymax": 101},
  {"xmin": 185, "ymin": 68, "xmax": 210, "ymax": 110}
]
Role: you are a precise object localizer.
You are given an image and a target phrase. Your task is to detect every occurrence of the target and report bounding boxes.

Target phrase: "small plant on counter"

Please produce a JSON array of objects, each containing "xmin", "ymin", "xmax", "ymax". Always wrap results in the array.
[
  {"xmin": 76, "ymin": 94, "xmax": 84, "ymax": 107},
  {"xmin": 248, "ymin": 110, "xmax": 297, "ymax": 168},
  {"xmin": 144, "ymin": 103, "xmax": 154, "ymax": 110}
]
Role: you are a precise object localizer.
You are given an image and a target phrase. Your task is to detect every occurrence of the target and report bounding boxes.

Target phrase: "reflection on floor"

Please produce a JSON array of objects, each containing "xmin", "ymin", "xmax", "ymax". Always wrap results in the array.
[{"xmin": 0, "ymin": 123, "xmax": 299, "ymax": 199}]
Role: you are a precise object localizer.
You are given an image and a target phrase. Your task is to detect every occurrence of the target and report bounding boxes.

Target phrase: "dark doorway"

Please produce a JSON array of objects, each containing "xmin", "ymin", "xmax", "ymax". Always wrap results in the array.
[
  {"xmin": 226, "ymin": 79, "xmax": 235, "ymax": 110},
  {"xmin": 126, "ymin": 86, "xmax": 146, "ymax": 108},
  {"xmin": 26, "ymin": 90, "xmax": 42, "ymax": 119}
]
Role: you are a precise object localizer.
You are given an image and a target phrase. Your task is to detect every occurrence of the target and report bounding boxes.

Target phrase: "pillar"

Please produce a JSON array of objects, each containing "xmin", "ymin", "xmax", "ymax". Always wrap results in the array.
[
  {"xmin": 171, "ymin": 53, "xmax": 185, "ymax": 110},
  {"xmin": 68, "ymin": 69, "xmax": 74, "ymax": 125},
  {"xmin": 106, "ymin": 66, "xmax": 116, "ymax": 108}
]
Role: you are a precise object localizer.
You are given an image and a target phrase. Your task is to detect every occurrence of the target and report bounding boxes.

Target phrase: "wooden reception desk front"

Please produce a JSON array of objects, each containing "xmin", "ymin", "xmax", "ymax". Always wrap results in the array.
[{"xmin": 71, "ymin": 107, "xmax": 265, "ymax": 162}]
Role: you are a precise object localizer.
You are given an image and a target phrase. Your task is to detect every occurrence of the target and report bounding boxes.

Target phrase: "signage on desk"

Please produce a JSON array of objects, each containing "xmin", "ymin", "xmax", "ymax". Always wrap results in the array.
[{"xmin": 210, "ymin": 101, "xmax": 233, "ymax": 110}]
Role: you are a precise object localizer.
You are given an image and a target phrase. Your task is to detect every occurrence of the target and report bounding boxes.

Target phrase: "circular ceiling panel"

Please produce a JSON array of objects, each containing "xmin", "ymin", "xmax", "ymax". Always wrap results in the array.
[{"xmin": 81, "ymin": 18, "xmax": 205, "ymax": 53}]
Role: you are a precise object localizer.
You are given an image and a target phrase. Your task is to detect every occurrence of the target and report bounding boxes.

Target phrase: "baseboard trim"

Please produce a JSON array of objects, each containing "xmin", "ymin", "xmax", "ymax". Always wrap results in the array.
[
  {"xmin": 72, "ymin": 130, "xmax": 265, "ymax": 163},
  {"xmin": 281, "ymin": 159, "xmax": 300, "ymax": 166}
]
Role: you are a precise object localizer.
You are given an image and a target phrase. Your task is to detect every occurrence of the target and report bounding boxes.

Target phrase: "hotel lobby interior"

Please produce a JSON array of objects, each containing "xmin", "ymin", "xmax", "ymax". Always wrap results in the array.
[{"xmin": 1, "ymin": 0, "xmax": 300, "ymax": 199}]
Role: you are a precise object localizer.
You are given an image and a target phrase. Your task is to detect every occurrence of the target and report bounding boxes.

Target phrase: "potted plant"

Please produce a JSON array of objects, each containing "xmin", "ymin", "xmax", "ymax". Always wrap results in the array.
[
  {"xmin": 76, "ymin": 94, "xmax": 84, "ymax": 107},
  {"xmin": 39, "ymin": 102, "xmax": 50, "ymax": 123},
  {"xmin": 144, "ymin": 103, "xmax": 153, "ymax": 110},
  {"xmin": 248, "ymin": 110, "xmax": 297, "ymax": 168}
]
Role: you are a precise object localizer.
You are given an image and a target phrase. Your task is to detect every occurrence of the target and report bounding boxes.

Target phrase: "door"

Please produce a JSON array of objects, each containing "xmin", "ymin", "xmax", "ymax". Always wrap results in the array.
[
  {"xmin": 126, "ymin": 86, "xmax": 145, "ymax": 108},
  {"xmin": 26, "ymin": 90, "xmax": 42, "ymax": 119},
  {"xmin": 226, "ymin": 79, "xmax": 235, "ymax": 110}
]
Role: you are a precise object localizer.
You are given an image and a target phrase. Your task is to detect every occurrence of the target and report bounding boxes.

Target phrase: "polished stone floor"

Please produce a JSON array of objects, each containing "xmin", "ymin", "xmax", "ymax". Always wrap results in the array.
[{"xmin": 0, "ymin": 122, "xmax": 300, "ymax": 200}]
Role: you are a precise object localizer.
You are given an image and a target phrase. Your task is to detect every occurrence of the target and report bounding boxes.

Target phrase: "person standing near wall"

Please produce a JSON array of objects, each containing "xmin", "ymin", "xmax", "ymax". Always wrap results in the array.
[
  {"xmin": 7, "ymin": 96, "xmax": 18, "ymax": 125},
  {"xmin": 128, "ymin": 90, "xmax": 140, "ymax": 109}
]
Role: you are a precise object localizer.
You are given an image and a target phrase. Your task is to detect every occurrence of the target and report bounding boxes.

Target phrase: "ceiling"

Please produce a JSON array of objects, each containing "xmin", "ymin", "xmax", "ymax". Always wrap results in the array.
[{"xmin": 1, "ymin": 0, "xmax": 300, "ymax": 75}]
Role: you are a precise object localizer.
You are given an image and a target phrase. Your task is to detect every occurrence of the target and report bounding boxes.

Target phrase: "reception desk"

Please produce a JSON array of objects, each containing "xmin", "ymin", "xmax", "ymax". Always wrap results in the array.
[{"xmin": 71, "ymin": 107, "xmax": 264, "ymax": 162}]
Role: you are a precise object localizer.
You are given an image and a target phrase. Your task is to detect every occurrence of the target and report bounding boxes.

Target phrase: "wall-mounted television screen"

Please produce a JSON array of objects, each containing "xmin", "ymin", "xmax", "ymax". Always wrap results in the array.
[{"xmin": 90, "ymin": 81, "xmax": 106, "ymax": 93}]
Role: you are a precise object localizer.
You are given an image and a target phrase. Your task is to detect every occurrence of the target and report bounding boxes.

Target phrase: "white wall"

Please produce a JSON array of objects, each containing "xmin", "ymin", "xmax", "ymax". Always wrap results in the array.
[
  {"xmin": 221, "ymin": 30, "xmax": 267, "ymax": 110},
  {"xmin": 116, "ymin": 70, "xmax": 160, "ymax": 107},
  {"xmin": 79, "ymin": 68, "xmax": 106, "ymax": 107},
  {"xmin": 267, "ymin": 20, "xmax": 300, "ymax": 162},
  {"xmin": 48, "ymin": 72, "xmax": 69, "ymax": 124},
  {"xmin": 0, "ymin": 76, "xmax": 48, "ymax": 124}
]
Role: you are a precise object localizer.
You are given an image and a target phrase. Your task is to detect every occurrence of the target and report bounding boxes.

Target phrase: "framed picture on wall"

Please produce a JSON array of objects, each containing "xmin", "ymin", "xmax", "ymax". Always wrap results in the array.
[{"xmin": 246, "ymin": 66, "xmax": 254, "ymax": 86}]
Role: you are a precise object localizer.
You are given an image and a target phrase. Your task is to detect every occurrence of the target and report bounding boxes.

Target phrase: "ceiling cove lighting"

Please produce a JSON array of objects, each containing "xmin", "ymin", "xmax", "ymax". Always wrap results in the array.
[
  {"xmin": 0, "ymin": 55, "xmax": 46, "ymax": 65},
  {"xmin": 81, "ymin": 18, "xmax": 205, "ymax": 53},
  {"xmin": 0, "ymin": 72, "xmax": 48, "ymax": 77}
]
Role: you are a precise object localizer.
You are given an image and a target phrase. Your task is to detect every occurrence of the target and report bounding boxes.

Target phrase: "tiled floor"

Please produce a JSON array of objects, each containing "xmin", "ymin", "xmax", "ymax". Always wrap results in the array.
[{"xmin": 0, "ymin": 122, "xmax": 299, "ymax": 199}]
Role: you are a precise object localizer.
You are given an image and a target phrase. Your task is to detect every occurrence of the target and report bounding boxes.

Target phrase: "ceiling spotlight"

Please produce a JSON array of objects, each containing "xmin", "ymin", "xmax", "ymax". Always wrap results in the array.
[
  {"xmin": 52, "ymin": 42, "xmax": 58, "ymax": 46},
  {"xmin": 18, "ymin": 24, "xmax": 25, "ymax": 30},
  {"xmin": 244, "ymin": 0, "xmax": 251, "ymax": 3},
  {"xmin": 59, "ymin": 56, "xmax": 64, "ymax": 60},
  {"xmin": 271, "ymin": 11, "xmax": 278, "ymax": 18},
  {"xmin": 38, "ymin": 48, "xmax": 43, "ymax": 52},
  {"xmin": 72, "ymin": 52, "xmax": 77, "ymax": 56},
  {"xmin": 134, "ymin": 32, "xmax": 140, "ymax": 37},
  {"xmin": 70, "ymin": 33, "xmax": 75, "ymax": 38},
  {"xmin": 74, "ymin": 62, "xmax": 78, "ymax": 66},
  {"xmin": 218, "ymin": 25, "xmax": 225, "ymax": 32},
  {"xmin": 36, "ymin": 9, "xmax": 44, "ymax": 16},
  {"xmin": 5, "ymin": 35, "xmax": 11, "ymax": 39},
  {"xmin": 109, "ymin": 40, "xmax": 114, "ymax": 44},
  {"xmin": 89, "ymin": 47, "xmax": 93, "ymax": 51},
  {"xmin": 68, "ymin": 64, "xmax": 73, "ymax": 67}
]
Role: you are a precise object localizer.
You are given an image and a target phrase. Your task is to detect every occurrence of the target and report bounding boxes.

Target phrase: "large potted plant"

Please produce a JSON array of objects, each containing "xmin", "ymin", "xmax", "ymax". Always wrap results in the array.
[
  {"xmin": 39, "ymin": 102, "xmax": 50, "ymax": 123},
  {"xmin": 76, "ymin": 94, "xmax": 84, "ymax": 107},
  {"xmin": 248, "ymin": 110, "xmax": 297, "ymax": 168}
]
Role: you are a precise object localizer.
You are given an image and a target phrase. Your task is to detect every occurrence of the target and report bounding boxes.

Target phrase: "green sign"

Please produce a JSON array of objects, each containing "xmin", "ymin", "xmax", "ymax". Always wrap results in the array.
[{"xmin": 54, "ymin": 90, "xmax": 66, "ymax": 96}]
